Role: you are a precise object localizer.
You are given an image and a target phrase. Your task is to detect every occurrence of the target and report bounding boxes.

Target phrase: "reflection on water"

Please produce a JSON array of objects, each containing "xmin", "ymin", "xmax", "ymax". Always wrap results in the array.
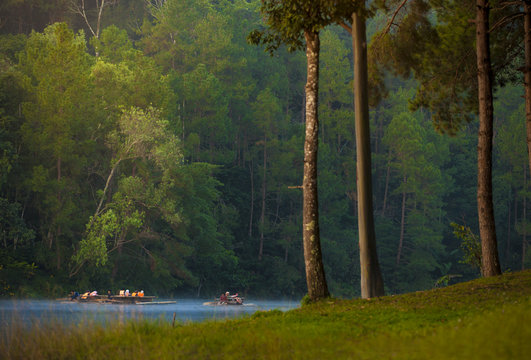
[{"xmin": 0, "ymin": 298, "xmax": 299, "ymax": 328}]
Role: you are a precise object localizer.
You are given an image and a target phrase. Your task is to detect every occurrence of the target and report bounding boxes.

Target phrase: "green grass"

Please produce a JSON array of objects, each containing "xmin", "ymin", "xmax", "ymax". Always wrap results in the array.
[{"xmin": 2, "ymin": 270, "xmax": 531, "ymax": 359}]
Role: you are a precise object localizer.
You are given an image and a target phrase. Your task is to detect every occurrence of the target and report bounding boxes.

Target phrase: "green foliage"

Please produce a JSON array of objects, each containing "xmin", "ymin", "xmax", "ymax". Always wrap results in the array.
[
  {"xmin": 0, "ymin": 249, "xmax": 37, "ymax": 297},
  {"xmin": 0, "ymin": 198, "xmax": 35, "ymax": 249},
  {"xmin": 300, "ymin": 294, "xmax": 312, "ymax": 305},
  {"xmin": 249, "ymin": 0, "xmax": 360, "ymax": 53},
  {"xmin": 0, "ymin": 2, "xmax": 528, "ymax": 298},
  {"xmin": 75, "ymin": 208, "xmax": 143, "ymax": 268},
  {"xmin": 451, "ymin": 222, "xmax": 482, "ymax": 272},
  {"xmin": 434, "ymin": 273, "xmax": 462, "ymax": 288}
]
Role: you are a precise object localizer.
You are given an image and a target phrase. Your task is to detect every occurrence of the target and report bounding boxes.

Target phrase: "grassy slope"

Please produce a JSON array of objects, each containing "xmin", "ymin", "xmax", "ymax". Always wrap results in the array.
[{"xmin": 2, "ymin": 270, "xmax": 531, "ymax": 359}]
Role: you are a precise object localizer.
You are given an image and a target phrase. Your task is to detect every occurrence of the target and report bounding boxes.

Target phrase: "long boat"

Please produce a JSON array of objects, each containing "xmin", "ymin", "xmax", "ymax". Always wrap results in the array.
[{"xmin": 59, "ymin": 294, "xmax": 170, "ymax": 305}]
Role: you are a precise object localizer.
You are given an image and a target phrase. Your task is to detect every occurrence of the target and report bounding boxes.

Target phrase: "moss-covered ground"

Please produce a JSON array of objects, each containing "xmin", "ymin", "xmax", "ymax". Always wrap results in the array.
[{"xmin": 2, "ymin": 270, "xmax": 530, "ymax": 359}]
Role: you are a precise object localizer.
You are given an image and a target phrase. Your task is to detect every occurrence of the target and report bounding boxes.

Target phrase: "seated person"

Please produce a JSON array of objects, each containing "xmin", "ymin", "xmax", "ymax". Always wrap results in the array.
[
  {"xmin": 219, "ymin": 292, "xmax": 228, "ymax": 303},
  {"xmin": 70, "ymin": 291, "xmax": 79, "ymax": 300},
  {"xmin": 138, "ymin": 290, "xmax": 144, "ymax": 297},
  {"xmin": 90, "ymin": 290, "xmax": 98, "ymax": 296}
]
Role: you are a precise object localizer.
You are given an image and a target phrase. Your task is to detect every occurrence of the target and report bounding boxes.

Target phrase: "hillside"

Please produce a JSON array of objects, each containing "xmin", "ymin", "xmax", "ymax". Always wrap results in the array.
[{"xmin": 3, "ymin": 270, "xmax": 530, "ymax": 359}]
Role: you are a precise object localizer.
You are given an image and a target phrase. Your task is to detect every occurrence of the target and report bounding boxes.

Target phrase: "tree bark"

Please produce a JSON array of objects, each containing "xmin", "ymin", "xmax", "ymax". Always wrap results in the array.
[
  {"xmin": 302, "ymin": 30, "xmax": 329, "ymax": 301},
  {"xmin": 524, "ymin": 1, "xmax": 531, "ymax": 269},
  {"xmin": 397, "ymin": 175, "xmax": 406, "ymax": 266},
  {"xmin": 248, "ymin": 159, "xmax": 254, "ymax": 238},
  {"xmin": 382, "ymin": 154, "xmax": 391, "ymax": 217},
  {"xmin": 93, "ymin": 159, "xmax": 119, "ymax": 223},
  {"xmin": 525, "ymin": 1, "xmax": 531, "ymax": 179},
  {"xmin": 352, "ymin": 12, "xmax": 384, "ymax": 298},
  {"xmin": 476, "ymin": 0, "xmax": 501, "ymax": 276},
  {"xmin": 258, "ymin": 136, "xmax": 267, "ymax": 260},
  {"xmin": 523, "ymin": 163, "xmax": 527, "ymax": 270},
  {"xmin": 506, "ymin": 189, "xmax": 511, "ymax": 263}
]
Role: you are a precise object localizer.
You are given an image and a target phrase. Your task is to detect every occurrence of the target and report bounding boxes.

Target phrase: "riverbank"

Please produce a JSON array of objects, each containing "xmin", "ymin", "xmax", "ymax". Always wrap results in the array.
[{"xmin": 2, "ymin": 270, "xmax": 530, "ymax": 359}]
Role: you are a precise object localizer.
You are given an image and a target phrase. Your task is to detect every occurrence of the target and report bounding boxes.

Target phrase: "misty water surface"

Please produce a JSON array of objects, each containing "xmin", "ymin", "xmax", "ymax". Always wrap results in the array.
[{"xmin": 0, "ymin": 298, "xmax": 299, "ymax": 328}]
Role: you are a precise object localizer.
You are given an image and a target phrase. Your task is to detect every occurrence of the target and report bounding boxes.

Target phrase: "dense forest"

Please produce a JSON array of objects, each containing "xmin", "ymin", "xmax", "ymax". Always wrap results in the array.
[{"xmin": 0, "ymin": 0, "xmax": 529, "ymax": 299}]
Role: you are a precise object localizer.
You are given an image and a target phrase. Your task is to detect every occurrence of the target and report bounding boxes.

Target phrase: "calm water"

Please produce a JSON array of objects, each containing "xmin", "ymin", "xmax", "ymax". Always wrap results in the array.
[{"xmin": 0, "ymin": 298, "xmax": 299, "ymax": 328}]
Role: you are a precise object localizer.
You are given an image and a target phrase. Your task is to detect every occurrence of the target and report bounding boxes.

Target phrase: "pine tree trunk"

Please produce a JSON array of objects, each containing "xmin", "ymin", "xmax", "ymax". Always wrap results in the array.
[
  {"xmin": 476, "ymin": 0, "xmax": 501, "ymax": 276},
  {"xmin": 93, "ymin": 160, "xmax": 120, "ymax": 222},
  {"xmin": 506, "ymin": 190, "xmax": 511, "ymax": 263},
  {"xmin": 258, "ymin": 136, "xmax": 267, "ymax": 260},
  {"xmin": 523, "ymin": 163, "xmax": 527, "ymax": 270},
  {"xmin": 397, "ymin": 176, "xmax": 406, "ymax": 266},
  {"xmin": 525, "ymin": 2, "xmax": 531, "ymax": 181},
  {"xmin": 248, "ymin": 159, "xmax": 254, "ymax": 238},
  {"xmin": 302, "ymin": 30, "xmax": 329, "ymax": 301},
  {"xmin": 352, "ymin": 12, "xmax": 384, "ymax": 298},
  {"xmin": 382, "ymin": 155, "xmax": 391, "ymax": 217},
  {"xmin": 524, "ymin": 1, "xmax": 531, "ymax": 269}
]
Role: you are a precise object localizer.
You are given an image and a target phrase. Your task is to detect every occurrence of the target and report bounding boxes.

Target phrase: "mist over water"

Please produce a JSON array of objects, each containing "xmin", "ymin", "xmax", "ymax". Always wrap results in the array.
[{"xmin": 0, "ymin": 299, "xmax": 299, "ymax": 328}]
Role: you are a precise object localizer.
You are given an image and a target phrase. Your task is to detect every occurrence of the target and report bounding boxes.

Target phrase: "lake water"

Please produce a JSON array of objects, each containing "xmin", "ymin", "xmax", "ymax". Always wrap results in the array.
[{"xmin": 0, "ymin": 298, "xmax": 299, "ymax": 328}]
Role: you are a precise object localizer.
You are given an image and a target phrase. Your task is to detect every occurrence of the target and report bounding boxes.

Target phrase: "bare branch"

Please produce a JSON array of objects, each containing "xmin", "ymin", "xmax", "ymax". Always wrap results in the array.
[
  {"xmin": 498, "ymin": 1, "xmax": 526, "ymax": 11},
  {"xmin": 378, "ymin": 0, "xmax": 410, "ymax": 41},
  {"xmin": 339, "ymin": 21, "xmax": 352, "ymax": 35},
  {"xmin": 69, "ymin": 0, "xmax": 108, "ymax": 39},
  {"xmin": 69, "ymin": 0, "xmax": 97, "ymax": 37},
  {"xmin": 489, "ymin": 12, "xmax": 524, "ymax": 32},
  {"xmin": 145, "ymin": 0, "xmax": 167, "ymax": 19},
  {"xmin": 95, "ymin": 0, "xmax": 106, "ymax": 38},
  {"xmin": 69, "ymin": 259, "xmax": 86, "ymax": 277}
]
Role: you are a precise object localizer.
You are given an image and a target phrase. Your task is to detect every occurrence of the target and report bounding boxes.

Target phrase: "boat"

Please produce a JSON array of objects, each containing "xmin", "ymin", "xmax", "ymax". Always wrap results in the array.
[
  {"xmin": 59, "ymin": 292, "xmax": 173, "ymax": 305},
  {"xmin": 203, "ymin": 295, "xmax": 244, "ymax": 306}
]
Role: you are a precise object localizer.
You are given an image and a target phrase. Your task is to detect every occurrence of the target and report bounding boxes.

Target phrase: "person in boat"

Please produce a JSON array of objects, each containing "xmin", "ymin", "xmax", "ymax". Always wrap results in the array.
[
  {"xmin": 90, "ymin": 290, "xmax": 98, "ymax": 296},
  {"xmin": 219, "ymin": 292, "xmax": 228, "ymax": 304},
  {"xmin": 229, "ymin": 293, "xmax": 243, "ymax": 304},
  {"xmin": 107, "ymin": 290, "xmax": 112, "ymax": 299},
  {"xmin": 70, "ymin": 291, "xmax": 79, "ymax": 301},
  {"xmin": 81, "ymin": 291, "xmax": 90, "ymax": 300},
  {"xmin": 132, "ymin": 290, "xmax": 138, "ymax": 297},
  {"xmin": 138, "ymin": 290, "xmax": 144, "ymax": 297},
  {"xmin": 125, "ymin": 289, "xmax": 130, "ymax": 296}
]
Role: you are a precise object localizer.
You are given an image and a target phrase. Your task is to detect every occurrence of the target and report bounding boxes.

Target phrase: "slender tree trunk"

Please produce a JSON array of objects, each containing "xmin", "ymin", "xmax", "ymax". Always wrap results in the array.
[
  {"xmin": 302, "ymin": 30, "xmax": 329, "ymax": 301},
  {"xmin": 248, "ymin": 159, "xmax": 254, "ymax": 238},
  {"xmin": 258, "ymin": 136, "xmax": 267, "ymax": 260},
  {"xmin": 525, "ymin": 1, "xmax": 531, "ymax": 178},
  {"xmin": 182, "ymin": 100, "xmax": 185, "ymax": 142},
  {"xmin": 352, "ymin": 12, "xmax": 384, "ymax": 298},
  {"xmin": 523, "ymin": 163, "xmax": 527, "ymax": 270},
  {"xmin": 56, "ymin": 237, "xmax": 61, "ymax": 270},
  {"xmin": 111, "ymin": 234, "xmax": 125, "ymax": 280},
  {"xmin": 397, "ymin": 175, "xmax": 406, "ymax": 266},
  {"xmin": 506, "ymin": 189, "xmax": 512, "ymax": 263},
  {"xmin": 524, "ymin": 0, "xmax": 531, "ymax": 269},
  {"xmin": 301, "ymin": 94, "xmax": 306, "ymax": 124},
  {"xmin": 51, "ymin": 156, "xmax": 62, "ymax": 252},
  {"xmin": 93, "ymin": 159, "xmax": 120, "ymax": 223},
  {"xmin": 515, "ymin": 191, "xmax": 518, "ymax": 261},
  {"xmin": 476, "ymin": 0, "xmax": 501, "ymax": 276},
  {"xmin": 382, "ymin": 155, "xmax": 391, "ymax": 217}
]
